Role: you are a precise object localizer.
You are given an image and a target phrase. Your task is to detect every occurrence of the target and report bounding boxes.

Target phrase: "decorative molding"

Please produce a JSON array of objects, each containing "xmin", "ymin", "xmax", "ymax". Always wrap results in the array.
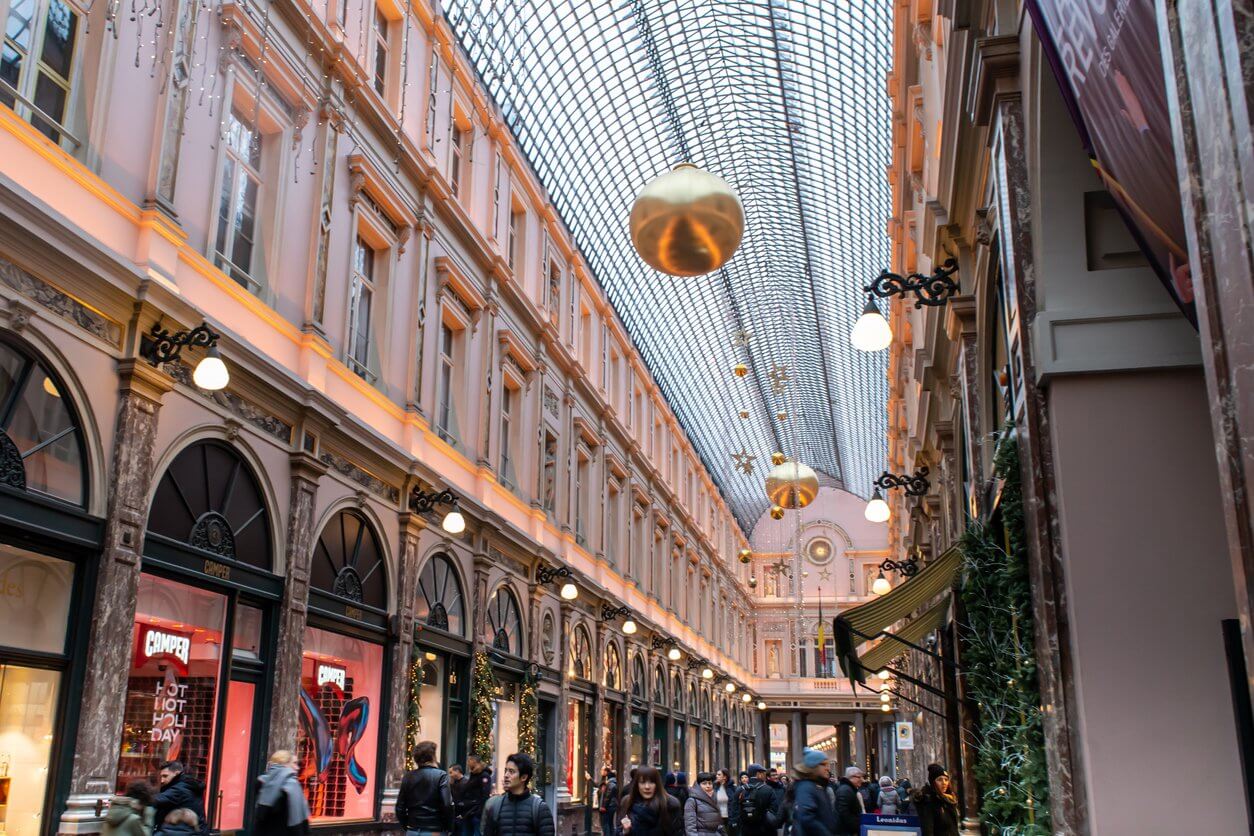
[
  {"xmin": 318, "ymin": 449, "xmax": 401, "ymax": 504},
  {"xmin": 166, "ymin": 360, "xmax": 294, "ymax": 444},
  {"xmin": 0, "ymin": 257, "xmax": 122, "ymax": 346}
]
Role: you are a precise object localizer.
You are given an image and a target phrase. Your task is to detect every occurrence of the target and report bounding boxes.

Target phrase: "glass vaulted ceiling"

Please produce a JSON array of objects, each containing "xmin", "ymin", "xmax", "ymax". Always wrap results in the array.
[{"xmin": 443, "ymin": 0, "xmax": 892, "ymax": 529}]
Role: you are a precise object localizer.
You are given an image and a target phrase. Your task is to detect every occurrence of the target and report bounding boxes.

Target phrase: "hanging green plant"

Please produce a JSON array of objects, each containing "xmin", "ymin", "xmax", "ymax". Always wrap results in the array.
[
  {"xmin": 518, "ymin": 667, "xmax": 539, "ymax": 757},
  {"xmin": 470, "ymin": 648, "xmax": 496, "ymax": 762},
  {"xmin": 957, "ymin": 430, "xmax": 1051, "ymax": 835}
]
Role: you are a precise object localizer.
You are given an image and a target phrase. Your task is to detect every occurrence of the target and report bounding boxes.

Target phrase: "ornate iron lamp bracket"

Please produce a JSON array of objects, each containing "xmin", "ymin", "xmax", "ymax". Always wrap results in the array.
[
  {"xmin": 536, "ymin": 564, "xmax": 573, "ymax": 585},
  {"xmin": 879, "ymin": 556, "xmax": 921, "ymax": 578},
  {"xmin": 142, "ymin": 322, "xmax": 220, "ymax": 366},
  {"xmin": 864, "ymin": 259, "xmax": 959, "ymax": 308},
  {"xmin": 601, "ymin": 604, "xmax": 631, "ymax": 622},
  {"xmin": 874, "ymin": 467, "xmax": 931, "ymax": 497},
  {"xmin": 409, "ymin": 487, "xmax": 456, "ymax": 514}
]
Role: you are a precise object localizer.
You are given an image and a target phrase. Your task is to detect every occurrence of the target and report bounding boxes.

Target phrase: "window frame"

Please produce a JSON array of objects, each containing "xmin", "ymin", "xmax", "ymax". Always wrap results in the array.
[
  {"xmin": 0, "ymin": 0, "xmax": 83, "ymax": 147},
  {"xmin": 436, "ymin": 309, "xmax": 468, "ymax": 447}
]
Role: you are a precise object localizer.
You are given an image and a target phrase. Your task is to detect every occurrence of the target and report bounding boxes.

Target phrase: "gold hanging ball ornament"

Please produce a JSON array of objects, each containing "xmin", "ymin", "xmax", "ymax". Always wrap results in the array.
[
  {"xmin": 770, "ymin": 452, "xmax": 787, "ymax": 466},
  {"xmin": 733, "ymin": 363, "xmax": 749, "ymax": 378},
  {"xmin": 630, "ymin": 163, "xmax": 745, "ymax": 276},
  {"xmin": 765, "ymin": 461, "xmax": 820, "ymax": 510},
  {"xmin": 769, "ymin": 504, "xmax": 785, "ymax": 520},
  {"xmin": 738, "ymin": 548, "xmax": 753, "ymax": 564}
]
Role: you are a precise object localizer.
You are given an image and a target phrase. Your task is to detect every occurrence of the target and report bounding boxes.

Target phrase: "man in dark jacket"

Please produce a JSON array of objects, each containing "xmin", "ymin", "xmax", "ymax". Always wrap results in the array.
[
  {"xmin": 765, "ymin": 770, "xmax": 785, "ymax": 832},
  {"xmin": 481, "ymin": 753, "xmax": 554, "ymax": 836},
  {"xmin": 154, "ymin": 761, "xmax": 208, "ymax": 835},
  {"xmin": 449, "ymin": 765, "xmax": 468, "ymax": 835},
  {"xmin": 461, "ymin": 755, "xmax": 493, "ymax": 836},
  {"xmin": 790, "ymin": 751, "xmax": 837, "ymax": 836},
  {"xmin": 737, "ymin": 765, "xmax": 778, "ymax": 836},
  {"xmin": 831, "ymin": 768, "xmax": 864, "ymax": 836},
  {"xmin": 598, "ymin": 767, "xmax": 619, "ymax": 836},
  {"xmin": 396, "ymin": 741, "xmax": 455, "ymax": 835}
]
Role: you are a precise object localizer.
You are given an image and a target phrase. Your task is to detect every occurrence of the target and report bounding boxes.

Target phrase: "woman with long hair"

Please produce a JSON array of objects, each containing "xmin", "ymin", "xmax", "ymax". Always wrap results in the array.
[
  {"xmin": 617, "ymin": 766, "xmax": 682, "ymax": 836},
  {"xmin": 713, "ymin": 769, "xmax": 738, "ymax": 835},
  {"xmin": 912, "ymin": 764, "xmax": 959, "ymax": 836}
]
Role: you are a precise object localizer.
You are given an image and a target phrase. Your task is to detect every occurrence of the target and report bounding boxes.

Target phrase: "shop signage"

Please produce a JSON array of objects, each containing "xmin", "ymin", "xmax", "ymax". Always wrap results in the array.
[
  {"xmin": 137, "ymin": 626, "xmax": 192, "ymax": 675},
  {"xmin": 860, "ymin": 813, "xmax": 921, "ymax": 835},
  {"xmin": 344, "ymin": 605, "xmax": 363, "ymax": 621},
  {"xmin": 1026, "ymin": 0, "xmax": 1197, "ymax": 324},
  {"xmin": 316, "ymin": 663, "xmax": 347, "ymax": 689},
  {"xmin": 203, "ymin": 559, "xmax": 231, "ymax": 580},
  {"xmin": 150, "ymin": 676, "xmax": 191, "ymax": 743},
  {"xmin": 895, "ymin": 721, "xmax": 914, "ymax": 750}
]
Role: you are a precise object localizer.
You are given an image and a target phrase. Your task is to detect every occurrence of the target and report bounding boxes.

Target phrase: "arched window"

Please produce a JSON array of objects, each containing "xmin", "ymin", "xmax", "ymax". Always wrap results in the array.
[
  {"xmin": 702, "ymin": 691, "xmax": 711, "ymax": 721},
  {"xmin": 416, "ymin": 554, "xmax": 465, "ymax": 635},
  {"xmin": 0, "ymin": 337, "xmax": 86, "ymax": 505},
  {"xmin": 148, "ymin": 440, "xmax": 272, "ymax": 569},
  {"xmin": 486, "ymin": 586, "xmax": 524, "ymax": 656},
  {"xmin": 671, "ymin": 672, "xmax": 682, "ymax": 710},
  {"xmin": 653, "ymin": 665, "xmax": 666, "ymax": 704},
  {"xmin": 312, "ymin": 509, "xmax": 387, "ymax": 609},
  {"xmin": 604, "ymin": 641, "xmax": 622, "ymax": 690},
  {"xmin": 570, "ymin": 624, "xmax": 592, "ymax": 679},
  {"xmin": 687, "ymin": 683, "xmax": 697, "ymax": 716},
  {"xmin": 631, "ymin": 654, "xmax": 647, "ymax": 698}
]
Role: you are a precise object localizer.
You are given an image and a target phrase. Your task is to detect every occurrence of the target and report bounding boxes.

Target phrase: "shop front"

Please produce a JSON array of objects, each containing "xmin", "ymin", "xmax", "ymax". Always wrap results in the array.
[
  {"xmin": 118, "ymin": 439, "xmax": 282, "ymax": 832},
  {"xmin": 412, "ymin": 553, "xmax": 470, "ymax": 768},
  {"xmin": 600, "ymin": 640, "xmax": 624, "ymax": 780},
  {"xmin": 298, "ymin": 508, "xmax": 391, "ymax": 826},
  {"xmin": 484, "ymin": 584, "xmax": 525, "ymax": 781},
  {"xmin": 0, "ymin": 335, "xmax": 96, "ymax": 836}
]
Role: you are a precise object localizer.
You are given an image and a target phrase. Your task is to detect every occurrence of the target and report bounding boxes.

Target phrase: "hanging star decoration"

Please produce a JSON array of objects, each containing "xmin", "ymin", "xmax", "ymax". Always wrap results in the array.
[
  {"xmin": 769, "ymin": 364, "xmax": 792, "ymax": 394},
  {"xmin": 732, "ymin": 449, "xmax": 756, "ymax": 475},
  {"xmin": 732, "ymin": 329, "xmax": 754, "ymax": 347},
  {"xmin": 818, "ymin": 569, "xmax": 832, "ymax": 582}
]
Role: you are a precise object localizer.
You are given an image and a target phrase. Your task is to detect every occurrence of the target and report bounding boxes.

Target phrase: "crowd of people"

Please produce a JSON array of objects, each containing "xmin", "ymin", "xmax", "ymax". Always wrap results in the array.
[{"xmin": 98, "ymin": 743, "xmax": 960, "ymax": 836}]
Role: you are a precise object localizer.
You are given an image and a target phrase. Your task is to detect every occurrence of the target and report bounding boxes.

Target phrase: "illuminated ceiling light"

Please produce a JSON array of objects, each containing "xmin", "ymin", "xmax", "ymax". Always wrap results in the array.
[
  {"xmin": 864, "ymin": 489, "xmax": 890, "ymax": 523},
  {"xmin": 850, "ymin": 298, "xmax": 892, "ymax": 352}
]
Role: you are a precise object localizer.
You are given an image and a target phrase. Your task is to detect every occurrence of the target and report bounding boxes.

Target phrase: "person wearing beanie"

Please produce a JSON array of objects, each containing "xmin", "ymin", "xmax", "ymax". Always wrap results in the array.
[
  {"xmin": 789, "ymin": 750, "xmax": 836, "ymax": 836},
  {"xmin": 912, "ymin": 765, "xmax": 959, "ymax": 836},
  {"xmin": 831, "ymin": 767, "xmax": 864, "ymax": 836},
  {"xmin": 875, "ymin": 777, "xmax": 900, "ymax": 816}
]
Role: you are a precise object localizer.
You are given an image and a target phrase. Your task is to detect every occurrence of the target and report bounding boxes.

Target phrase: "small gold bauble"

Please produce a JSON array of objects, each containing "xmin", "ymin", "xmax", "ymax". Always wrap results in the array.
[
  {"xmin": 629, "ymin": 163, "xmax": 745, "ymax": 276},
  {"xmin": 738, "ymin": 410, "xmax": 750, "ymax": 419},
  {"xmin": 770, "ymin": 452, "xmax": 787, "ymax": 466},
  {"xmin": 765, "ymin": 461, "xmax": 820, "ymax": 510},
  {"xmin": 733, "ymin": 363, "xmax": 749, "ymax": 378},
  {"xmin": 769, "ymin": 504, "xmax": 785, "ymax": 520},
  {"xmin": 738, "ymin": 548, "xmax": 753, "ymax": 564},
  {"xmin": 747, "ymin": 576, "xmax": 758, "ymax": 589},
  {"xmin": 776, "ymin": 411, "xmax": 788, "ymax": 421}
]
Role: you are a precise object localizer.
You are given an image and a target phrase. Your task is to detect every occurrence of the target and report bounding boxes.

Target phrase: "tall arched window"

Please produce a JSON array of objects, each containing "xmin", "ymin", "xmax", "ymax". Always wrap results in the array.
[
  {"xmin": 416, "ymin": 554, "xmax": 465, "ymax": 635},
  {"xmin": 148, "ymin": 440, "xmax": 272, "ymax": 569},
  {"xmin": 687, "ymin": 683, "xmax": 697, "ymax": 715},
  {"xmin": 486, "ymin": 586, "xmax": 524, "ymax": 656},
  {"xmin": 632, "ymin": 653, "xmax": 647, "ymax": 698},
  {"xmin": 570, "ymin": 624, "xmax": 592, "ymax": 679},
  {"xmin": 653, "ymin": 665, "xmax": 666, "ymax": 704},
  {"xmin": 671, "ymin": 672, "xmax": 683, "ymax": 710},
  {"xmin": 0, "ymin": 337, "xmax": 86, "ymax": 505},
  {"xmin": 604, "ymin": 641, "xmax": 622, "ymax": 690},
  {"xmin": 312, "ymin": 509, "xmax": 387, "ymax": 609}
]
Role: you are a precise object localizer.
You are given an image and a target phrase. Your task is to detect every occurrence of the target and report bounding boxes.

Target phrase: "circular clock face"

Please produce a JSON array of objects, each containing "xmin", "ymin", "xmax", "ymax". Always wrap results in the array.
[{"xmin": 806, "ymin": 537, "xmax": 835, "ymax": 565}]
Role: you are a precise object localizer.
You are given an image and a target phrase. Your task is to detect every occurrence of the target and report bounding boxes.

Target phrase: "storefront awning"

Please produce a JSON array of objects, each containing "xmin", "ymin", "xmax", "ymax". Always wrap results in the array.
[
  {"xmin": 858, "ymin": 599, "xmax": 951, "ymax": 678},
  {"xmin": 834, "ymin": 545, "xmax": 962, "ymax": 684}
]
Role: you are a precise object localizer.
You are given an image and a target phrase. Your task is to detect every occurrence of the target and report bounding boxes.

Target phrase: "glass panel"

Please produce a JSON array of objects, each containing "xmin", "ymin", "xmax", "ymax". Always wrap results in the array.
[
  {"xmin": 630, "ymin": 711, "xmax": 645, "ymax": 767},
  {"xmin": 38, "ymin": 0, "xmax": 75, "ymax": 79},
  {"xmin": 215, "ymin": 680, "xmax": 255, "ymax": 831},
  {"xmin": 231, "ymin": 605, "xmax": 263, "ymax": 660},
  {"xmin": 4, "ymin": 0, "xmax": 35, "ymax": 50},
  {"xmin": 0, "ymin": 664, "xmax": 60, "ymax": 836},
  {"xmin": 4, "ymin": 352, "xmax": 82, "ymax": 505},
  {"xmin": 0, "ymin": 546, "xmax": 72, "ymax": 654},
  {"xmin": 564, "ymin": 699, "xmax": 587, "ymax": 802},
  {"xmin": 117, "ymin": 574, "xmax": 228, "ymax": 795},
  {"xmin": 0, "ymin": 45, "xmax": 21, "ymax": 106},
  {"xmin": 491, "ymin": 689, "xmax": 518, "ymax": 784},
  {"xmin": 298, "ymin": 627, "xmax": 382, "ymax": 822},
  {"xmin": 415, "ymin": 651, "xmax": 443, "ymax": 763}
]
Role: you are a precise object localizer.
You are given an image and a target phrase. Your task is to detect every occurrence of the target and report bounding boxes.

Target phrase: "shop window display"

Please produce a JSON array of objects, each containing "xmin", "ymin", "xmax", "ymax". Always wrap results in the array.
[{"xmin": 298, "ymin": 626, "xmax": 382, "ymax": 823}]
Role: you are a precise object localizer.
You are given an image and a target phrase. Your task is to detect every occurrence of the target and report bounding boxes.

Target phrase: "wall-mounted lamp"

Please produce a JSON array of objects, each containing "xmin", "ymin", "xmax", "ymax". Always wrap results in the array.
[
  {"xmin": 409, "ymin": 487, "xmax": 465, "ymax": 534},
  {"xmin": 864, "ymin": 489, "xmax": 890, "ymax": 523},
  {"xmin": 756, "ymin": 700, "xmax": 767, "ymax": 710},
  {"xmin": 725, "ymin": 682, "xmax": 736, "ymax": 693},
  {"xmin": 537, "ymin": 565, "xmax": 578, "ymax": 600},
  {"xmin": 601, "ymin": 604, "xmax": 636, "ymax": 634},
  {"xmin": 741, "ymin": 692, "xmax": 752, "ymax": 703},
  {"xmin": 701, "ymin": 666, "xmax": 714, "ymax": 680},
  {"xmin": 874, "ymin": 467, "xmax": 931, "ymax": 498},
  {"xmin": 142, "ymin": 322, "xmax": 230, "ymax": 391},
  {"xmin": 652, "ymin": 635, "xmax": 682, "ymax": 660},
  {"xmin": 872, "ymin": 554, "xmax": 921, "ymax": 596},
  {"xmin": 851, "ymin": 259, "xmax": 960, "ymax": 352}
]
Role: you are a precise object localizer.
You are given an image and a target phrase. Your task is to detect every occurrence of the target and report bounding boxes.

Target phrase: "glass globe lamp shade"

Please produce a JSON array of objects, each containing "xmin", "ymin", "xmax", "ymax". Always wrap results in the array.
[
  {"xmin": 880, "ymin": 692, "xmax": 891, "ymax": 703},
  {"xmin": 560, "ymin": 582, "xmax": 579, "ymax": 600},
  {"xmin": 725, "ymin": 682, "xmax": 736, "ymax": 693},
  {"xmin": 742, "ymin": 692, "xmax": 752, "ymax": 703},
  {"xmin": 193, "ymin": 345, "xmax": 230, "ymax": 391},
  {"xmin": 622, "ymin": 619, "xmax": 638, "ymax": 635},
  {"xmin": 880, "ymin": 704, "xmax": 892, "ymax": 713},
  {"xmin": 872, "ymin": 574, "xmax": 892, "ymax": 596},
  {"xmin": 877, "ymin": 669, "xmax": 891, "ymax": 681},
  {"xmin": 667, "ymin": 646, "xmax": 681, "ymax": 661},
  {"xmin": 851, "ymin": 299, "xmax": 892, "ymax": 352},
  {"xmin": 864, "ymin": 489, "xmax": 890, "ymax": 523},
  {"xmin": 441, "ymin": 509, "xmax": 466, "ymax": 535},
  {"xmin": 757, "ymin": 701, "xmax": 767, "ymax": 711},
  {"xmin": 702, "ymin": 667, "xmax": 713, "ymax": 679}
]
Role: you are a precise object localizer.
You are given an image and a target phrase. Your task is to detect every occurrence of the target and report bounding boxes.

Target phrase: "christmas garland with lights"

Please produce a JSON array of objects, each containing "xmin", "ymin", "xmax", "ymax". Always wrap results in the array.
[
  {"xmin": 957, "ymin": 432, "xmax": 1051, "ymax": 835},
  {"xmin": 518, "ymin": 668, "xmax": 538, "ymax": 757},
  {"xmin": 470, "ymin": 648, "xmax": 496, "ymax": 762},
  {"xmin": 405, "ymin": 650, "xmax": 422, "ymax": 770}
]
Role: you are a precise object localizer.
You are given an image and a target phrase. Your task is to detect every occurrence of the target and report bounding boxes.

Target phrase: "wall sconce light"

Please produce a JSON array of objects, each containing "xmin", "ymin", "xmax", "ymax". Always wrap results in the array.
[
  {"xmin": 701, "ymin": 666, "xmax": 714, "ymax": 680},
  {"xmin": 864, "ymin": 489, "xmax": 890, "ymax": 523},
  {"xmin": 874, "ymin": 467, "xmax": 931, "ymax": 497},
  {"xmin": 851, "ymin": 259, "xmax": 960, "ymax": 352},
  {"xmin": 652, "ymin": 635, "xmax": 682, "ymax": 659},
  {"xmin": 756, "ymin": 700, "xmax": 767, "ymax": 710},
  {"xmin": 741, "ymin": 692, "xmax": 752, "ymax": 703},
  {"xmin": 142, "ymin": 322, "xmax": 230, "ymax": 391},
  {"xmin": 601, "ymin": 604, "xmax": 635, "ymax": 633},
  {"xmin": 537, "ymin": 565, "xmax": 578, "ymax": 600},
  {"xmin": 410, "ymin": 487, "xmax": 465, "ymax": 534},
  {"xmin": 725, "ymin": 682, "xmax": 736, "ymax": 693}
]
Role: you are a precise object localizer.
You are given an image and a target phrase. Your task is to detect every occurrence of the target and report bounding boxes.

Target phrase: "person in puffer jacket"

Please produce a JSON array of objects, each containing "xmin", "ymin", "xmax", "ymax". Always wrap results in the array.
[
  {"xmin": 684, "ymin": 773, "xmax": 724, "ymax": 836},
  {"xmin": 874, "ymin": 777, "xmax": 900, "ymax": 815},
  {"xmin": 103, "ymin": 781, "xmax": 156, "ymax": 836},
  {"xmin": 482, "ymin": 753, "xmax": 555, "ymax": 836},
  {"xmin": 791, "ymin": 751, "xmax": 837, "ymax": 836}
]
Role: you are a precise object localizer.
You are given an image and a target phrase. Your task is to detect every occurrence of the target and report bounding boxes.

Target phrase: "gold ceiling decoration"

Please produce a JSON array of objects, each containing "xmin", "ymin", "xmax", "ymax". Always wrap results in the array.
[
  {"xmin": 732, "ymin": 449, "xmax": 757, "ymax": 475},
  {"xmin": 733, "ymin": 363, "xmax": 749, "ymax": 378},
  {"xmin": 765, "ymin": 461, "xmax": 820, "ymax": 510},
  {"xmin": 732, "ymin": 329, "xmax": 754, "ymax": 347},
  {"xmin": 770, "ymin": 452, "xmax": 787, "ymax": 466},
  {"xmin": 629, "ymin": 163, "xmax": 745, "ymax": 276},
  {"xmin": 768, "ymin": 364, "xmax": 792, "ymax": 394}
]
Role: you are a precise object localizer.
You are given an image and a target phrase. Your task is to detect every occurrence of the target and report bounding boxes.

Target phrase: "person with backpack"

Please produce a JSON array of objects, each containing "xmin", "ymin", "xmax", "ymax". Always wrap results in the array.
[
  {"xmin": 482, "ymin": 753, "xmax": 554, "ymax": 836},
  {"xmin": 253, "ymin": 750, "xmax": 311, "ymax": 836},
  {"xmin": 736, "ymin": 765, "xmax": 778, "ymax": 836},
  {"xmin": 599, "ymin": 767, "xmax": 619, "ymax": 836},
  {"xmin": 103, "ymin": 780, "xmax": 155, "ymax": 836},
  {"xmin": 617, "ymin": 766, "xmax": 681, "ymax": 836},
  {"xmin": 396, "ymin": 741, "xmax": 455, "ymax": 836}
]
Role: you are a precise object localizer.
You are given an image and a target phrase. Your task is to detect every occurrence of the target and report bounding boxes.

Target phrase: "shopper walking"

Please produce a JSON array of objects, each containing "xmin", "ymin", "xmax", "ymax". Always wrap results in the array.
[
  {"xmin": 253, "ymin": 750, "xmax": 311, "ymax": 836},
  {"xmin": 831, "ymin": 768, "xmax": 864, "ymax": 836},
  {"xmin": 736, "ymin": 765, "xmax": 778, "ymax": 836},
  {"xmin": 912, "ymin": 765, "xmax": 959, "ymax": 836},
  {"xmin": 714, "ymin": 769, "xmax": 738, "ymax": 836},
  {"xmin": 103, "ymin": 780, "xmax": 155, "ymax": 836},
  {"xmin": 396, "ymin": 741, "xmax": 455, "ymax": 836},
  {"xmin": 463, "ymin": 755, "xmax": 494, "ymax": 836},
  {"xmin": 683, "ymin": 773, "xmax": 723, "ymax": 836},
  {"xmin": 599, "ymin": 768, "xmax": 619, "ymax": 836},
  {"xmin": 874, "ymin": 778, "xmax": 900, "ymax": 816},
  {"xmin": 154, "ymin": 762, "xmax": 207, "ymax": 836},
  {"xmin": 481, "ymin": 754, "xmax": 554, "ymax": 836},
  {"xmin": 617, "ymin": 765, "xmax": 682, "ymax": 836},
  {"xmin": 790, "ymin": 751, "xmax": 836, "ymax": 836}
]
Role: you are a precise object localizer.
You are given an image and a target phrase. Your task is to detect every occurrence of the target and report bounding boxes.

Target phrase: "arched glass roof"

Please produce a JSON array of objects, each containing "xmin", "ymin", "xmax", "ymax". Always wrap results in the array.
[{"xmin": 444, "ymin": 0, "xmax": 891, "ymax": 527}]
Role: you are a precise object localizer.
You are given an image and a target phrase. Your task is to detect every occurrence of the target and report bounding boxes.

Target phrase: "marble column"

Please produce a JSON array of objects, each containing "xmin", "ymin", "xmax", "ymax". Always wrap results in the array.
[
  {"xmin": 382, "ymin": 512, "xmax": 428, "ymax": 811},
  {"xmin": 60, "ymin": 361, "xmax": 173, "ymax": 834},
  {"xmin": 853, "ymin": 714, "xmax": 865, "ymax": 773},
  {"xmin": 788, "ymin": 710, "xmax": 805, "ymax": 771},
  {"xmin": 266, "ymin": 451, "xmax": 328, "ymax": 754},
  {"xmin": 556, "ymin": 604, "xmax": 573, "ymax": 802}
]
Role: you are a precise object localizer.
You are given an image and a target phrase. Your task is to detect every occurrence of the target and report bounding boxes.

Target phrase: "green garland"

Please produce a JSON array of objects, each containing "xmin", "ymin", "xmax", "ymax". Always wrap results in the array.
[
  {"xmin": 518, "ymin": 669, "xmax": 538, "ymax": 757},
  {"xmin": 470, "ymin": 648, "xmax": 496, "ymax": 762},
  {"xmin": 957, "ymin": 432, "xmax": 1051, "ymax": 835},
  {"xmin": 405, "ymin": 650, "xmax": 423, "ymax": 770}
]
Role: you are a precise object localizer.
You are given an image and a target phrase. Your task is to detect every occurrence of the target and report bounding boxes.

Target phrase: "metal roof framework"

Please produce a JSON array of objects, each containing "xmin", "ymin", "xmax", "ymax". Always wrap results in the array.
[{"xmin": 442, "ymin": 0, "xmax": 892, "ymax": 528}]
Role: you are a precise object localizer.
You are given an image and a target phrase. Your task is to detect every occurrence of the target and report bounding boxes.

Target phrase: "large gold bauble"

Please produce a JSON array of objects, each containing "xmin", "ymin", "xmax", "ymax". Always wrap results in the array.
[
  {"xmin": 765, "ymin": 462, "xmax": 820, "ymax": 510},
  {"xmin": 629, "ymin": 163, "xmax": 745, "ymax": 276}
]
